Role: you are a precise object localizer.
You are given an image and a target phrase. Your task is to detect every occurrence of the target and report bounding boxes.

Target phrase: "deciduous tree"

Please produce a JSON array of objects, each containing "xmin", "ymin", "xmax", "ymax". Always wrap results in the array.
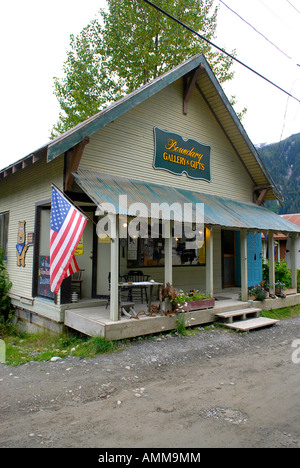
[{"xmin": 51, "ymin": 0, "xmax": 236, "ymax": 137}]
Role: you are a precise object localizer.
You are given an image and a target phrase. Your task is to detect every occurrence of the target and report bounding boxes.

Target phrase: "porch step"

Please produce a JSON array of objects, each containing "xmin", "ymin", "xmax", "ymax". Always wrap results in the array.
[
  {"xmin": 221, "ymin": 317, "xmax": 279, "ymax": 331},
  {"xmin": 215, "ymin": 307, "xmax": 279, "ymax": 331},
  {"xmin": 215, "ymin": 307, "xmax": 261, "ymax": 323}
]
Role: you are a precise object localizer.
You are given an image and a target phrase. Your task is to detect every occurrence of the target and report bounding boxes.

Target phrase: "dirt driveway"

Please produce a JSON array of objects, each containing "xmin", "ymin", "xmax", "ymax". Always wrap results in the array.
[{"xmin": 1, "ymin": 317, "xmax": 300, "ymax": 449}]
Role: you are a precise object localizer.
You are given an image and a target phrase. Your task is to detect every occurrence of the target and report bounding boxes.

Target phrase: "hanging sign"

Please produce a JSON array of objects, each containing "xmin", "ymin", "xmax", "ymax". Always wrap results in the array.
[
  {"xmin": 153, "ymin": 127, "xmax": 211, "ymax": 181},
  {"xmin": 74, "ymin": 235, "xmax": 84, "ymax": 255}
]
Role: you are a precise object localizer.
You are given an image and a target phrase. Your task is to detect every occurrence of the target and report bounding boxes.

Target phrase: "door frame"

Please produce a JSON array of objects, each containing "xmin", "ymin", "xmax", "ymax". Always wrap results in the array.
[{"xmin": 221, "ymin": 230, "xmax": 237, "ymax": 288}]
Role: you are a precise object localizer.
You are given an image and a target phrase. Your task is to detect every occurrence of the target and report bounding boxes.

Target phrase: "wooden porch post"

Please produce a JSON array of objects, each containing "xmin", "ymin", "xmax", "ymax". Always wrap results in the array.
[
  {"xmin": 110, "ymin": 214, "xmax": 119, "ymax": 321},
  {"xmin": 240, "ymin": 230, "xmax": 248, "ymax": 301},
  {"xmin": 206, "ymin": 227, "xmax": 214, "ymax": 297},
  {"xmin": 268, "ymin": 232, "xmax": 275, "ymax": 295},
  {"xmin": 290, "ymin": 233, "xmax": 298, "ymax": 290},
  {"xmin": 164, "ymin": 221, "xmax": 172, "ymax": 286}
]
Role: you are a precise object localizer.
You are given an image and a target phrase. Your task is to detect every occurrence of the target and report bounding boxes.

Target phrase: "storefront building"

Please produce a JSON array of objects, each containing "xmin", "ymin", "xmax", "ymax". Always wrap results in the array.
[{"xmin": 0, "ymin": 54, "xmax": 299, "ymax": 337}]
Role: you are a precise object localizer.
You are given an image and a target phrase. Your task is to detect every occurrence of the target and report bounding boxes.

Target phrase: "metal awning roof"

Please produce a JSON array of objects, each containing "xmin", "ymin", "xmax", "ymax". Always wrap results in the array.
[{"xmin": 73, "ymin": 169, "xmax": 300, "ymax": 234}]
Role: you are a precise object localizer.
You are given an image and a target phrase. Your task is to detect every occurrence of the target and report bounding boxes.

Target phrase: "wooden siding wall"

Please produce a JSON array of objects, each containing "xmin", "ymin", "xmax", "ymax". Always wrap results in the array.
[
  {"xmin": 80, "ymin": 79, "xmax": 253, "ymax": 202},
  {"xmin": 0, "ymin": 156, "xmax": 64, "ymax": 300}
]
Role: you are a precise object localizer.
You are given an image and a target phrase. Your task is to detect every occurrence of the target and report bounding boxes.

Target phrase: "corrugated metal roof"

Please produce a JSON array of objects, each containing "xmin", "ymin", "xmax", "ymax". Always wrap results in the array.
[
  {"xmin": 73, "ymin": 169, "xmax": 300, "ymax": 233},
  {"xmin": 281, "ymin": 213, "xmax": 300, "ymax": 227}
]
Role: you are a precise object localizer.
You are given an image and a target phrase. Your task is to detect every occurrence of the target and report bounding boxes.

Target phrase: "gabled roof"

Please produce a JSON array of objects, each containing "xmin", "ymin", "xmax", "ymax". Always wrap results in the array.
[{"xmin": 0, "ymin": 54, "xmax": 280, "ymax": 201}]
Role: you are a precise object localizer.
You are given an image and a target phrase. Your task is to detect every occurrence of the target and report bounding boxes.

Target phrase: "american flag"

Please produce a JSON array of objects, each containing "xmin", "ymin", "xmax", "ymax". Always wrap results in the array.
[{"xmin": 50, "ymin": 185, "xmax": 87, "ymax": 294}]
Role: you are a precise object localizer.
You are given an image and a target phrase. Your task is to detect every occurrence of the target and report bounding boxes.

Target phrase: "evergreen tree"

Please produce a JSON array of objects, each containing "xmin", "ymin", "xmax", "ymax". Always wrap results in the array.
[{"xmin": 258, "ymin": 133, "xmax": 300, "ymax": 214}]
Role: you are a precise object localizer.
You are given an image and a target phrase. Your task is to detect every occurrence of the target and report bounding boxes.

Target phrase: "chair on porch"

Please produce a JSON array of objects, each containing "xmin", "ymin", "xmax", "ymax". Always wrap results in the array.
[
  {"xmin": 71, "ymin": 269, "xmax": 85, "ymax": 299},
  {"xmin": 106, "ymin": 272, "xmax": 132, "ymax": 309},
  {"xmin": 71, "ymin": 269, "xmax": 84, "ymax": 299},
  {"xmin": 124, "ymin": 270, "xmax": 151, "ymax": 304}
]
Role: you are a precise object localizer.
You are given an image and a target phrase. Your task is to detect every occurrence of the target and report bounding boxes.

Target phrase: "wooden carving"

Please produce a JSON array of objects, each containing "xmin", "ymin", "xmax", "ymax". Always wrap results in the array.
[{"xmin": 16, "ymin": 221, "xmax": 29, "ymax": 267}]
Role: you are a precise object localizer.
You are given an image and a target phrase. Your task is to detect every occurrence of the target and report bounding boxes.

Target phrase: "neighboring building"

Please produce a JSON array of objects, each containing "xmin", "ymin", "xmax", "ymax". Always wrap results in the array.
[
  {"xmin": 282, "ymin": 214, "xmax": 300, "ymax": 270},
  {"xmin": 262, "ymin": 232, "xmax": 288, "ymax": 262},
  {"xmin": 262, "ymin": 214, "xmax": 300, "ymax": 270},
  {"xmin": 0, "ymin": 54, "xmax": 299, "ymax": 336}
]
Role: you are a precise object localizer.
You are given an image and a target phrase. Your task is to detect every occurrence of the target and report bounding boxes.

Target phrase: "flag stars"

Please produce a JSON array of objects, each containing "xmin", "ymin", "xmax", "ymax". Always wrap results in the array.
[{"xmin": 50, "ymin": 189, "xmax": 71, "ymax": 232}]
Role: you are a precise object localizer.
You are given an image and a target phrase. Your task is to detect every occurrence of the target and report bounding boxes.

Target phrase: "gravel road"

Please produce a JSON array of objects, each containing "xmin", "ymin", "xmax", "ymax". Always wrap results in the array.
[{"xmin": 1, "ymin": 317, "xmax": 300, "ymax": 448}]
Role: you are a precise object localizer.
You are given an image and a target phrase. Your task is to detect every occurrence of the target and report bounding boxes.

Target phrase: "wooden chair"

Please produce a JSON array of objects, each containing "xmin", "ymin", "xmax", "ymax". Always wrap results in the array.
[
  {"xmin": 125, "ymin": 270, "xmax": 151, "ymax": 303},
  {"xmin": 71, "ymin": 269, "xmax": 84, "ymax": 299},
  {"xmin": 106, "ymin": 272, "xmax": 133, "ymax": 310}
]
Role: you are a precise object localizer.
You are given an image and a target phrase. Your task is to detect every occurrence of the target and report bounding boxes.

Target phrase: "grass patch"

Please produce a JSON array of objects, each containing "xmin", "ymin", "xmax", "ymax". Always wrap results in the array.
[
  {"xmin": 3, "ymin": 304, "xmax": 300, "ymax": 365},
  {"xmin": 3, "ymin": 331, "xmax": 119, "ymax": 366},
  {"xmin": 175, "ymin": 312, "xmax": 187, "ymax": 336},
  {"xmin": 261, "ymin": 304, "xmax": 300, "ymax": 320}
]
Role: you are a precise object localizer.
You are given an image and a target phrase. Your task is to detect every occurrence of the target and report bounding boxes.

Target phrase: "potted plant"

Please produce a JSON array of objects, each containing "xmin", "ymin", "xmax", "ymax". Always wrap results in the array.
[
  {"xmin": 275, "ymin": 281, "xmax": 285, "ymax": 296},
  {"xmin": 260, "ymin": 280, "xmax": 270, "ymax": 296},
  {"xmin": 162, "ymin": 283, "xmax": 215, "ymax": 313},
  {"xmin": 248, "ymin": 284, "xmax": 268, "ymax": 301},
  {"xmin": 171, "ymin": 289, "xmax": 215, "ymax": 312}
]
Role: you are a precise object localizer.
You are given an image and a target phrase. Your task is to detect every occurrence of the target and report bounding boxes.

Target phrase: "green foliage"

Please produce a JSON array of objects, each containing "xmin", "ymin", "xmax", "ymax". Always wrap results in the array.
[
  {"xmin": 261, "ymin": 304, "xmax": 300, "ymax": 320},
  {"xmin": 173, "ymin": 290, "xmax": 211, "ymax": 305},
  {"xmin": 51, "ymin": 20, "xmax": 124, "ymax": 138},
  {"xmin": 248, "ymin": 283, "xmax": 268, "ymax": 301},
  {"xmin": 0, "ymin": 247, "xmax": 14, "ymax": 333},
  {"xmin": 275, "ymin": 260, "xmax": 292, "ymax": 289},
  {"xmin": 74, "ymin": 335, "xmax": 117, "ymax": 357},
  {"xmin": 262, "ymin": 259, "xmax": 292, "ymax": 289},
  {"xmin": 167, "ymin": 288, "xmax": 211, "ymax": 312},
  {"xmin": 51, "ymin": 0, "xmax": 237, "ymax": 136},
  {"xmin": 4, "ymin": 332, "xmax": 118, "ymax": 366},
  {"xmin": 258, "ymin": 133, "xmax": 300, "ymax": 214},
  {"xmin": 175, "ymin": 312, "xmax": 187, "ymax": 336}
]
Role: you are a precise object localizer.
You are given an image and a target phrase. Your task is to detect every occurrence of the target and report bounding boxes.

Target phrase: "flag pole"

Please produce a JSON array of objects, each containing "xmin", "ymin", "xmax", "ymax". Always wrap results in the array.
[{"xmin": 51, "ymin": 183, "xmax": 97, "ymax": 226}]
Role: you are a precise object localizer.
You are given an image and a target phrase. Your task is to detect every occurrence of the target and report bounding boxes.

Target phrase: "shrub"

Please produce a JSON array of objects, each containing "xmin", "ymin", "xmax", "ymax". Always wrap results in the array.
[
  {"xmin": 262, "ymin": 259, "xmax": 292, "ymax": 289},
  {"xmin": 0, "ymin": 247, "xmax": 13, "ymax": 328}
]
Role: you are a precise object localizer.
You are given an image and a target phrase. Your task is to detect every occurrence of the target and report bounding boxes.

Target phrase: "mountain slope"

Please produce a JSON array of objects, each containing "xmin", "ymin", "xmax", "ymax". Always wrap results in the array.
[{"xmin": 257, "ymin": 133, "xmax": 300, "ymax": 214}]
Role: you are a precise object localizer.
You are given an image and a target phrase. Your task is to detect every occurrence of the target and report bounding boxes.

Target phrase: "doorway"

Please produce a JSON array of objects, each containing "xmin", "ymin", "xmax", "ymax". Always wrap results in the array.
[{"xmin": 222, "ymin": 230, "xmax": 237, "ymax": 288}]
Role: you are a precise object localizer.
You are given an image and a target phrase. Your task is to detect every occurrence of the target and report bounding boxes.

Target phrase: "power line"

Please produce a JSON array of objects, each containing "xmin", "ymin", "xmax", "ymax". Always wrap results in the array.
[
  {"xmin": 258, "ymin": 0, "xmax": 288, "ymax": 24},
  {"xmin": 218, "ymin": 0, "xmax": 293, "ymax": 61},
  {"xmin": 285, "ymin": 0, "xmax": 300, "ymax": 14},
  {"xmin": 142, "ymin": 0, "xmax": 300, "ymax": 104}
]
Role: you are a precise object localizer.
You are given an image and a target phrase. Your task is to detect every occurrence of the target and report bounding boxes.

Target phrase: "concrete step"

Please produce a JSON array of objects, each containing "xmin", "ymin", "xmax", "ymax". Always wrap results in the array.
[
  {"xmin": 220, "ymin": 317, "xmax": 279, "ymax": 331},
  {"xmin": 215, "ymin": 307, "xmax": 261, "ymax": 323}
]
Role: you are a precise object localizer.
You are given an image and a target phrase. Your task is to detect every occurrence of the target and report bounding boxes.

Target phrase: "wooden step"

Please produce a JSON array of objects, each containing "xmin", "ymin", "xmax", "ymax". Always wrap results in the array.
[
  {"xmin": 215, "ymin": 307, "xmax": 261, "ymax": 323},
  {"xmin": 221, "ymin": 317, "xmax": 279, "ymax": 331}
]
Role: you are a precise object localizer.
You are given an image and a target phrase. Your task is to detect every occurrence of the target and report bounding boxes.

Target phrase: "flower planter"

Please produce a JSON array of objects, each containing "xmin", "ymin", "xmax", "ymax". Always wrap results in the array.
[
  {"xmin": 179, "ymin": 298, "xmax": 215, "ymax": 312},
  {"xmin": 284, "ymin": 288, "xmax": 297, "ymax": 295},
  {"xmin": 248, "ymin": 295, "xmax": 257, "ymax": 301}
]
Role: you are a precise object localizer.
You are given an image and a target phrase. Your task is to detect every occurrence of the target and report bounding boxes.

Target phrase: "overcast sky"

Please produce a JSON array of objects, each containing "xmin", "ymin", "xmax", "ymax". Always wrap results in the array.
[{"xmin": 0, "ymin": 0, "xmax": 299, "ymax": 170}]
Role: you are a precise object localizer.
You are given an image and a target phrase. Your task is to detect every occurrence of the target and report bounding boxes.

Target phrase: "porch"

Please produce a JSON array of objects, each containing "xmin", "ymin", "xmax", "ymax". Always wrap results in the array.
[
  {"xmin": 64, "ymin": 289, "xmax": 241, "ymax": 340},
  {"xmin": 63, "ymin": 289, "xmax": 300, "ymax": 340},
  {"xmin": 71, "ymin": 170, "xmax": 300, "ymax": 330}
]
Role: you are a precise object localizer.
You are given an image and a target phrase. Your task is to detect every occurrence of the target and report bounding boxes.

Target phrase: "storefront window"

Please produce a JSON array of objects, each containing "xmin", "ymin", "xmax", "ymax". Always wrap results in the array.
[
  {"xmin": 127, "ymin": 230, "xmax": 206, "ymax": 268},
  {"xmin": 0, "ymin": 211, "xmax": 9, "ymax": 258}
]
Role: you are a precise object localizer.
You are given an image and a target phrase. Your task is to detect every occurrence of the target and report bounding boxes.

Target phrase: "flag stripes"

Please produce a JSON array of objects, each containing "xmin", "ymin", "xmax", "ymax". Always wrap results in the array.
[{"xmin": 50, "ymin": 185, "xmax": 87, "ymax": 294}]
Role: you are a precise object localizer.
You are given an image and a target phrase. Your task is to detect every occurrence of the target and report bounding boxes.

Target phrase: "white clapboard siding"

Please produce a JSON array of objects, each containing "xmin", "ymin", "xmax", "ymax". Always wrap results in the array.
[
  {"xmin": 0, "ymin": 156, "xmax": 64, "ymax": 300},
  {"xmin": 80, "ymin": 79, "xmax": 253, "ymax": 203}
]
